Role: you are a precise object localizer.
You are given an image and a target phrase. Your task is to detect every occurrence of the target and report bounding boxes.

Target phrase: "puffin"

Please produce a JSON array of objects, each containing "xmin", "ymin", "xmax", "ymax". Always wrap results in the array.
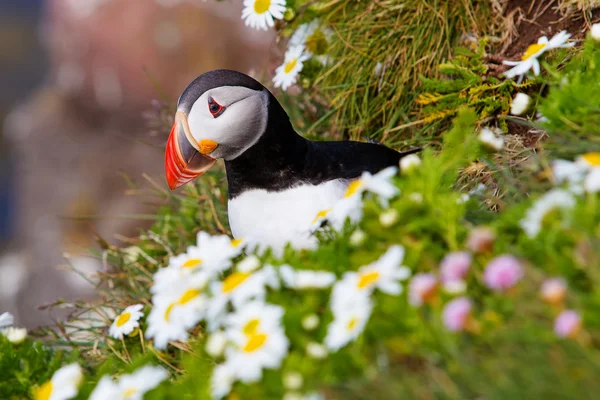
[{"xmin": 165, "ymin": 69, "xmax": 419, "ymax": 253}]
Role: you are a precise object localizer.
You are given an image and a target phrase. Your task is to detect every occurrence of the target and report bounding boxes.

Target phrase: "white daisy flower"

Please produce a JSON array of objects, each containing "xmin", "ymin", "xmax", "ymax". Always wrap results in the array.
[
  {"xmin": 223, "ymin": 300, "xmax": 285, "ymax": 338},
  {"xmin": 1, "ymin": 327, "xmax": 27, "ymax": 343},
  {"xmin": 206, "ymin": 266, "xmax": 279, "ymax": 331},
  {"xmin": 0, "ymin": 312, "xmax": 14, "ymax": 328},
  {"xmin": 206, "ymin": 331, "xmax": 228, "ymax": 357},
  {"xmin": 237, "ymin": 255, "xmax": 261, "ymax": 273},
  {"xmin": 503, "ymin": 31, "xmax": 574, "ymax": 82},
  {"xmin": 519, "ymin": 188, "xmax": 576, "ymax": 238},
  {"xmin": 510, "ymin": 93, "xmax": 532, "ymax": 116},
  {"xmin": 324, "ymin": 298, "xmax": 373, "ymax": 351},
  {"xmin": 584, "ymin": 168, "xmax": 600, "ymax": 193},
  {"xmin": 241, "ymin": 0, "xmax": 286, "ymax": 31},
  {"xmin": 551, "ymin": 159, "xmax": 588, "ymax": 194},
  {"xmin": 223, "ymin": 321, "xmax": 289, "ymax": 383},
  {"xmin": 279, "ymin": 264, "xmax": 336, "ymax": 289},
  {"xmin": 108, "ymin": 304, "xmax": 144, "ymax": 339},
  {"xmin": 273, "ymin": 45, "xmax": 309, "ymax": 91},
  {"xmin": 331, "ymin": 245, "xmax": 410, "ymax": 312},
  {"xmin": 290, "ymin": 19, "xmax": 333, "ymax": 63},
  {"xmin": 211, "ymin": 363, "xmax": 235, "ymax": 399},
  {"xmin": 478, "ymin": 127, "xmax": 504, "ymax": 151},
  {"xmin": 146, "ymin": 275, "xmax": 208, "ymax": 349},
  {"xmin": 90, "ymin": 366, "xmax": 168, "ymax": 400},
  {"xmin": 35, "ymin": 363, "xmax": 83, "ymax": 400}
]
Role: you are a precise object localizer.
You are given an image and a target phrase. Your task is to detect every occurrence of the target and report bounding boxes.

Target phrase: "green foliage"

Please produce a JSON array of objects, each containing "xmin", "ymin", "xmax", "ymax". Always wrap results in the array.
[
  {"xmin": 0, "ymin": 336, "xmax": 76, "ymax": 399},
  {"xmin": 540, "ymin": 36, "xmax": 600, "ymax": 157},
  {"xmin": 417, "ymin": 40, "xmax": 531, "ymax": 131}
]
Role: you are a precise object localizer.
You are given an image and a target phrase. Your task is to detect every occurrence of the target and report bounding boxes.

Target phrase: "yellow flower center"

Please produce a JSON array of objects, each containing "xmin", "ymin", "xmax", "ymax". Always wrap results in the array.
[
  {"xmin": 346, "ymin": 317, "xmax": 358, "ymax": 331},
  {"xmin": 312, "ymin": 208, "xmax": 332, "ymax": 224},
  {"xmin": 116, "ymin": 311, "xmax": 131, "ymax": 327},
  {"xmin": 35, "ymin": 381, "xmax": 53, "ymax": 400},
  {"xmin": 231, "ymin": 238, "xmax": 243, "ymax": 247},
  {"xmin": 253, "ymin": 0, "xmax": 270, "ymax": 14},
  {"xmin": 222, "ymin": 272, "xmax": 250, "ymax": 293},
  {"xmin": 284, "ymin": 59, "xmax": 298, "ymax": 74},
  {"xmin": 581, "ymin": 152, "xmax": 600, "ymax": 166},
  {"xmin": 243, "ymin": 319, "xmax": 261, "ymax": 336},
  {"xmin": 182, "ymin": 258, "xmax": 202, "ymax": 269},
  {"xmin": 357, "ymin": 271, "xmax": 380, "ymax": 289},
  {"xmin": 344, "ymin": 180, "xmax": 363, "ymax": 198},
  {"xmin": 123, "ymin": 388, "xmax": 137, "ymax": 398},
  {"xmin": 164, "ymin": 289, "xmax": 201, "ymax": 321},
  {"xmin": 522, "ymin": 43, "xmax": 546, "ymax": 60},
  {"xmin": 243, "ymin": 333, "xmax": 267, "ymax": 353}
]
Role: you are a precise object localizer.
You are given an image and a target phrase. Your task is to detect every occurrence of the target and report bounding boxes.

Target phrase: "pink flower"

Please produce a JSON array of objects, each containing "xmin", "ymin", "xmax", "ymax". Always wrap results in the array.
[
  {"xmin": 466, "ymin": 227, "xmax": 496, "ymax": 254},
  {"xmin": 483, "ymin": 255, "xmax": 523, "ymax": 292},
  {"xmin": 540, "ymin": 278, "xmax": 567, "ymax": 305},
  {"xmin": 409, "ymin": 273, "xmax": 438, "ymax": 306},
  {"xmin": 554, "ymin": 310, "xmax": 582, "ymax": 338},
  {"xmin": 440, "ymin": 252, "xmax": 471, "ymax": 292},
  {"xmin": 442, "ymin": 297, "xmax": 472, "ymax": 332}
]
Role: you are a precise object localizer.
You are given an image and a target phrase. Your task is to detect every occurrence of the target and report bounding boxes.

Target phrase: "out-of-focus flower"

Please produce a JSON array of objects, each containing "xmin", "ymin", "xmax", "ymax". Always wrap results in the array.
[
  {"xmin": 306, "ymin": 342, "xmax": 328, "ymax": 359},
  {"xmin": 206, "ymin": 331, "xmax": 228, "ymax": 358},
  {"xmin": 503, "ymin": 31, "xmax": 574, "ymax": 82},
  {"xmin": 591, "ymin": 23, "xmax": 600, "ymax": 41},
  {"xmin": 519, "ymin": 189, "xmax": 576, "ymax": 238},
  {"xmin": 273, "ymin": 45, "xmax": 309, "ymax": 91},
  {"xmin": 325, "ymin": 298, "xmax": 372, "ymax": 351},
  {"xmin": 440, "ymin": 252, "xmax": 471, "ymax": 293},
  {"xmin": 279, "ymin": 265, "xmax": 336, "ymax": 289},
  {"xmin": 400, "ymin": 154, "xmax": 421, "ymax": 173},
  {"xmin": 301, "ymin": 314, "xmax": 320, "ymax": 331},
  {"xmin": 478, "ymin": 127, "xmax": 504, "ymax": 151},
  {"xmin": 35, "ymin": 363, "xmax": 83, "ymax": 400},
  {"xmin": 554, "ymin": 310, "xmax": 582, "ymax": 339},
  {"xmin": 483, "ymin": 255, "xmax": 523, "ymax": 292},
  {"xmin": 290, "ymin": 19, "xmax": 332, "ymax": 61},
  {"xmin": 1, "ymin": 327, "xmax": 27, "ymax": 343},
  {"xmin": 408, "ymin": 273, "xmax": 438, "ymax": 306},
  {"xmin": 349, "ymin": 229, "xmax": 367, "ymax": 246},
  {"xmin": 211, "ymin": 364, "xmax": 235, "ymax": 400},
  {"xmin": 237, "ymin": 255, "xmax": 261, "ymax": 273},
  {"xmin": 541, "ymin": 278, "xmax": 567, "ymax": 305},
  {"xmin": 109, "ymin": 304, "xmax": 144, "ymax": 339},
  {"xmin": 90, "ymin": 366, "xmax": 168, "ymax": 400},
  {"xmin": 442, "ymin": 297, "xmax": 472, "ymax": 332},
  {"xmin": 510, "ymin": 93, "xmax": 532, "ymax": 116},
  {"xmin": 379, "ymin": 209, "xmax": 399, "ymax": 227},
  {"xmin": 242, "ymin": 0, "xmax": 286, "ymax": 31},
  {"xmin": 283, "ymin": 372, "xmax": 304, "ymax": 390},
  {"xmin": 0, "ymin": 312, "xmax": 13, "ymax": 328}
]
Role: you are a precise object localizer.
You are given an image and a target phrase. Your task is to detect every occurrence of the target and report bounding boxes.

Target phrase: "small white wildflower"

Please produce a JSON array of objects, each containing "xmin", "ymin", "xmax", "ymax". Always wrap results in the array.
[
  {"xmin": 237, "ymin": 255, "xmax": 261, "ymax": 273},
  {"xmin": 510, "ymin": 93, "xmax": 532, "ymax": 116},
  {"xmin": 109, "ymin": 304, "xmax": 144, "ymax": 340},
  {"xmin": 400, "ymin": 154, "xmax": 421, "ymax": 173},
  {"xmin": 520, "ymin": 188, "xmax": 576, "ymax": 238},
  {"xmin": 301, "ymin": 314, "xmax": 320, "ymax": 331},
  {"xmin": 211, "ymin": 364, "xmax": 235, "ymax": 400},
  {"xmin": 306, "ymin": 342, "xmax": 328, "ymax": 359},
  {"xmin": 379, "ymin": 209, "xmax": 399, "ymax": 227},
  {"xmin": 591, "ymin": 23, "xmax": 600, "ymax": 41},
  {"xmin": 283, "ymin": 372, "xmax": 304, "ymax": 390},
  {"xmin": 241, "ymin": 0, "xmax": 286, "ymax": 31},
  {"xmin": 206, "ymin": 331, "xmax": 228, "ymax": 357},
  {"xmin": 279, "ymin": 265, "xmax": 336, "ymax": 289},
  {"xmin": 479, "ymin": 127, "xmax": 504, "ymax": 151},
  {"xmin": 1, "ymin": 327, "xmax": 27, "ymax": 343},
  {"xmin": 90, "ymin": 366, "xmax": 168, "ymax": 400},
  {"xmin": 35, "ymin": 363, "xmax": 83, "ymax": 400},
  {"xmin": 349, "ymin": 229, "xmax": 367, "ymax": 246},
  {"xmin": 325, "ymin": 299, "xmax": 372, "ymax": 351},
  {"xmin": 273, "ymin": 45, "xmax": 309, "ymax": 91}
]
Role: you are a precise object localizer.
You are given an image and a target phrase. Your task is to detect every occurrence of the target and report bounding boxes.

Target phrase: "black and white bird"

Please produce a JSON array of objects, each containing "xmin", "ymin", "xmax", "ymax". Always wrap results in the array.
[{"xmin": 165, "ymin": 69, "xmax": 418, "ymax": 253}]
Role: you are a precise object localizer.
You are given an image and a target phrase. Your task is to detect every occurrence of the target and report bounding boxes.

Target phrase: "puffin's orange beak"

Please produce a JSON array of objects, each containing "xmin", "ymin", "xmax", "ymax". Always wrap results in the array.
[{"xmin": 165, "ymin": 111, "xmax": 216, "ymax": 190}]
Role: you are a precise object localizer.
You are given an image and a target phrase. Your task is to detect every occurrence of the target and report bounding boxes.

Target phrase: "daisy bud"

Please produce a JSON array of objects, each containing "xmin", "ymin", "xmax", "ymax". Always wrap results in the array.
[
  {"xmin": 379, "ymin": 209, "xmax": 399, "ymax": 227},
  {"xmin": 554, "ymin": 310, "xmax": 582, "ymax": 339},
  {"xmin": 483, "ymin": 255, "xmax": 523, "ymax": 292},
  {"xmin": 466, "ymin": 227, "xmax": 496, "ymax": 254},
  {"xmin": 440, "ymin": 252, "xmax": 471, "ymax": 293},
  {"xmin": 400, "ymin": 154, "xmax": 421, "ymax": 173},
  {"xmin": 409, "ymin": 273, "xmax": 438, "ymax": 306},
  {"xmin": 237, "ymin": 255, "xmax": 261, "ymax": 273},
  {"xmin": 540, "ymin": 278, "xmax": 567, "ymax": 305},
  {"xmin": 283, "ymin": 372, "xmax": 304, "ymax": 390},
  {"xmin": 510, "ymin": 93, "xmax": 532, "ymax": 116},
  {"xmin": 205, "ymin": 331, "xmax": 227, "ymax": 357},
  {"xmin": 478, "ymin": 127, "xmax": 504, "ymax": 151},
  {"xmin": 306, "ymin": 342, "xmax": 328, "ymax": 359},
  {"xmin": 591, "ymin": 23, "xmax": 600, "ymax": 41},
  {"xmin": 442, "ymin": 297, "xmax": 472, "ymax": 332},
  {"xmin": 409, "ymin": 193, "xmax": 423, "ymax": 203},
  {"xmin": 301, "ymin": 314, "xmax": 320, "ymax": 331},
  {"xmin": 283, "ymin": 8, "xmax": 295, "ymax": 21},
  {"xmin": 349, "ymin": 229, "xmax": 367, "ymax": 247},
  {"xmin": 1, "ymin": 327, "xmax": 27, "ymax": 343}
]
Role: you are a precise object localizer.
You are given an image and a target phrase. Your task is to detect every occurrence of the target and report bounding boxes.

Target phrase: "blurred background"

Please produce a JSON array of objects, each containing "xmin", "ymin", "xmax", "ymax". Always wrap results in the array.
[{"xmin": 0, "ymin": 0, "xmax": 274, "ymax": 328}]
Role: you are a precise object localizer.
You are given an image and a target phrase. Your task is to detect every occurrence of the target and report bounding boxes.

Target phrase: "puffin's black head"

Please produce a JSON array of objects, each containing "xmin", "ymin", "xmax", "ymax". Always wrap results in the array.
[{"xmin": 165, "ymin": 69, "xmax": 271, "ymax": 189}]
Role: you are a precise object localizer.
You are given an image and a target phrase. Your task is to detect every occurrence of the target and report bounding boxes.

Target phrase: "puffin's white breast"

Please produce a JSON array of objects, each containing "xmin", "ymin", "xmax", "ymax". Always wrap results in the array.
[{"xmin": 228, "ymin": 179, "xmax": 348, "ymax": 255}]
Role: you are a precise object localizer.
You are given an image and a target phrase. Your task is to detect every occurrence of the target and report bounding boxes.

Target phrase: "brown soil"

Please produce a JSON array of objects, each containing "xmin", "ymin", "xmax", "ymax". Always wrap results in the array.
[{"xmin": 500, "ymin": 0, "xmax": 600, "ymax": 59}]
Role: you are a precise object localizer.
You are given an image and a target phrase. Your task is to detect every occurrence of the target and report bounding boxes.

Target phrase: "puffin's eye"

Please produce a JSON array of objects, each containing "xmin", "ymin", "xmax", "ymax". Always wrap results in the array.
[{"xmin": 208, "ymin": 96, "xmax": 225, "ymax": 118}]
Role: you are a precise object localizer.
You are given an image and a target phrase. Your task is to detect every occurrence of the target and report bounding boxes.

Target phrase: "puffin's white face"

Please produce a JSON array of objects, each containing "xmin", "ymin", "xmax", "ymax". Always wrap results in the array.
[{"xmin": 186, "ymin": 86, "xmax": 269, "ymax": 161}]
